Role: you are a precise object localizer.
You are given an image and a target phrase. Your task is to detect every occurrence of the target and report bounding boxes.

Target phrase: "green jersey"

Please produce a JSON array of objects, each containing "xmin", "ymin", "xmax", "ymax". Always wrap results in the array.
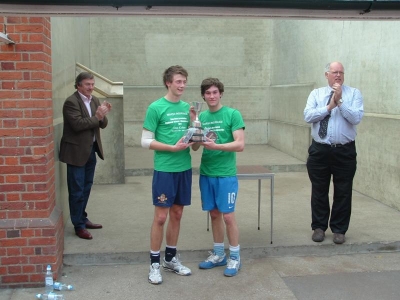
[
  {"xmin": 143, "ymin": 97, "xmax": 191, "ymax": 172},
  {"xmin": 199, "ymin": 106, "xmax": 245, "ymax": 177}
]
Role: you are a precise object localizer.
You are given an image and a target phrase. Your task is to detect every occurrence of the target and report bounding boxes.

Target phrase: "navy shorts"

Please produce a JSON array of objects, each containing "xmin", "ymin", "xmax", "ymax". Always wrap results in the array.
[
  {"xmin": 152, "ymin": 169, "xmax": 192, "ymax": 207},
  {"xmin": 199, "ymin": 175, "xmax": 238, "ymax": 213}
]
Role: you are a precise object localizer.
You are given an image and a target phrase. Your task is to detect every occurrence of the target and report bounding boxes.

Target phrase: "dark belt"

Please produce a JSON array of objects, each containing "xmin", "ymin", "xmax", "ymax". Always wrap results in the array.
[{"xmin": 313, "ymin": 140, "xmax": 354, "ymax": 148}]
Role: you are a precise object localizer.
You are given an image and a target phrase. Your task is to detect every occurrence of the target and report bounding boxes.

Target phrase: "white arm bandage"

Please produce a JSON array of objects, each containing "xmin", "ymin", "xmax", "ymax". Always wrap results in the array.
[{"xmin": 141, "ymin": 130, "xmax": 155, "ymax": 149}]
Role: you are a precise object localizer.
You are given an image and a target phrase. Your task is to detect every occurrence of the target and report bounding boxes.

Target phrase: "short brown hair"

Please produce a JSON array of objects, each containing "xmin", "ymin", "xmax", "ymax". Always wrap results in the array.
[
  {"xmin": 162, "ymin": 65, "xmax": 188, "ymax": 88},
  {"xmin": 201, "ymin": 77, "xmax": 224, "ymax": 96},
  {"xmin": 75, "ymin": 72, "xmax": 94, "ymax": 89}
]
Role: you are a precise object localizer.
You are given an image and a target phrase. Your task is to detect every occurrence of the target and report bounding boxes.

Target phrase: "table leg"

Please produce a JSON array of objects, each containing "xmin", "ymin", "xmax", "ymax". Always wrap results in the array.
[
  {"xmin": 271, "ymin": 176, "xmax": 274, "ymax": 244},
  {"xmin": 207, "ymin": 212, "xmax": 209, "ymax": 231},
  {"xmin": 258, "ymin": 179, "xmax": 261, "ymax": 230}
]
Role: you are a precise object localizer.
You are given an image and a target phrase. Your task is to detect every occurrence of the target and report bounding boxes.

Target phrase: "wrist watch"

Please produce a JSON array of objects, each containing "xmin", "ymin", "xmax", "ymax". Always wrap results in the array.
[{"xmin": 339, "ymin": 98, "xmax": 343, "ymax": 103}]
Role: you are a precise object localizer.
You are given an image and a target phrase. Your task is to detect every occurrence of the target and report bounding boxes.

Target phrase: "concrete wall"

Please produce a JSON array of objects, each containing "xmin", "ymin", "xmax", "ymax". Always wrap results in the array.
[
  {"xmin": 89, "ymin": 93, "xmax": 125, "ymax": 185},
  {"xmin": 88, "ymin": 17, "xmax": 273, "ymax": 146},
  {"xmin": 356, "ymin": 115, "xmax": 400, "ymax": 210},
  {"xmin": 51, "ymin": 17, "xmax": 91, "ymax": 223},
  {"xmin": 270, "ymin": 19, "xmax": 400, "ymax": 210},
  {"xmin": 269, "ymin": 83, "xmax": 313, "ymax": 161},
  {"xmin": 50, "ymin": 17, "xmax": 400, "ymax": 212},
  {"xmin": 51, "ymin": 18, "xmax": 125, "ymax": 225}
]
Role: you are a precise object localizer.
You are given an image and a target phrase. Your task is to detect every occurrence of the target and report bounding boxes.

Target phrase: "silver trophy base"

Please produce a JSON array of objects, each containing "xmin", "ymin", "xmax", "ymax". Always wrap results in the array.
[
  {"xmin": 190, "ymin": 133, "xmax": 204, "ymax": 142},
  {"xmin": 183, "ymin": 127, "xmax": 216, "ymax": 144}
]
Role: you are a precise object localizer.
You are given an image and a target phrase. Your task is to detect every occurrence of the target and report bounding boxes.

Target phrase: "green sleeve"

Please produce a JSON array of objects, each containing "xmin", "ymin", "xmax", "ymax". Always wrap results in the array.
[{"xmin": 232, "ymin": 109, "xmax": 245, "ymax": 132}]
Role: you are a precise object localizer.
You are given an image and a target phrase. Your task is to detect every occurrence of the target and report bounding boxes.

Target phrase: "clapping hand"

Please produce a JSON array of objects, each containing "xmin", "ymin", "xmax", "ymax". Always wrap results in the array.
[
  {"xmin": 332, "ymin": 83, "xmax": 343, "ymax": 104},
  {"xmin": 101, "ymin": 100, "xmax": 112, "ymax": 114},
  {"xmin": 95, "ymin": 101, "xmax": 112, "ymax": 121}
]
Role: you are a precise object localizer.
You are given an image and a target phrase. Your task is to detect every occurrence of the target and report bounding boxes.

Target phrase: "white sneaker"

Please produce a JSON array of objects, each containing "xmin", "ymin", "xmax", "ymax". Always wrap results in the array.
[
  {"xmin": 162, "ymin": 255, "xmax": 191, "ymax": 276},
  {"xmin": 224, "ymin": 257, "xmax": 241, "ymax": 277},
  {"xmin": 148, "ymin": 263, "xmax": 162, "ymax": 284}
]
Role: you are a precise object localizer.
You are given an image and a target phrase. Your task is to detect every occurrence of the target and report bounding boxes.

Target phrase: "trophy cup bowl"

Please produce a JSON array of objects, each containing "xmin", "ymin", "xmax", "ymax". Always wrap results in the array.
[
  {"xmin": 190, "ymin": 101, "xmax": 204, "ymax": 142},
  {"xmin": 192, "ymin": 101, "xmax": 203, "ymax": 128}
]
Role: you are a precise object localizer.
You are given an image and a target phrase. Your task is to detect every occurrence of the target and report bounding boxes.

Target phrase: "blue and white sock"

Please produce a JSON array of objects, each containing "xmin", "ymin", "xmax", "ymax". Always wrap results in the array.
[
  {"xmin": 213, "ymin": 242, "xmax": 225, "ymax": 257},
  {"xmin": 229, "ymin": 244, "xmax": 240, "ymax": 260}
]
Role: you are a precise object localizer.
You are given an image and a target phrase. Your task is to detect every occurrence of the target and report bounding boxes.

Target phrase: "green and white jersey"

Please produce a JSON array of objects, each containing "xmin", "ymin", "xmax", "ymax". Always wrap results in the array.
[
  {"xmin": 143, "ymin": 97, "xmax": 191, "ymax": 172},
  {"xmin": 199, "ymin": 106, "xmax": 245, "ymax": 177}
]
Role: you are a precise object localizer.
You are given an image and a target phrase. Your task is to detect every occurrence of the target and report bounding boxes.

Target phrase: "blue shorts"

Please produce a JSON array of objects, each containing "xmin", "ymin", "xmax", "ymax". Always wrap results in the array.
[
  {"xmin": 199, "ymin": 175, "xmax": 238, "ymax": 213},
  {"xmin": 152, "ymin": 169, "xmax": 192, "ymax": 207}
]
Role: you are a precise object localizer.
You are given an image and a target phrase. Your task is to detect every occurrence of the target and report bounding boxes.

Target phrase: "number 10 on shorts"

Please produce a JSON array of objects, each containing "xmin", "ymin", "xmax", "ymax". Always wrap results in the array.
[{"xmin": 228, "ymin": 193, "xmax": 236, "ymax": 204}]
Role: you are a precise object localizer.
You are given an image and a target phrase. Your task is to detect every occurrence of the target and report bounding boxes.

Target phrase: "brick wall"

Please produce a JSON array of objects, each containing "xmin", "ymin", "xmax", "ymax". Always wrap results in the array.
[{"xmin": 0, "ymin": 16, "xmax": 64, "ymax": 288}]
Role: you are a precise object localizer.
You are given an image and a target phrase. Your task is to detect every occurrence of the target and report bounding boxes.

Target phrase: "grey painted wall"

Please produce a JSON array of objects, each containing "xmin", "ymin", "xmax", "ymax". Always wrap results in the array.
[
  {"xmin": 88, "ymin": 17, "xmax": 273, "ymax": 146},
  {"xmin": 270, "ymin": 19, "xmax": 400, "ymax": 210},
  {"xmin": 51, "ymin": 17, "xmax": 400, "ymax": 218},
  {"xmin": 52, "ymin": 18, "xmax": 126, "ymax": 224},
  {"xmin": 51, "ymin": 18, "xmax": 91, "ymax": 223}
]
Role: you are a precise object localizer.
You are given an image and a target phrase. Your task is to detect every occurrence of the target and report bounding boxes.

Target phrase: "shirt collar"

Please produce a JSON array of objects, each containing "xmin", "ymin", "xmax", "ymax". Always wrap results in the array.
[{"xmin": 78, "ymin": 91, "xmax": 91, "ymax": 103}]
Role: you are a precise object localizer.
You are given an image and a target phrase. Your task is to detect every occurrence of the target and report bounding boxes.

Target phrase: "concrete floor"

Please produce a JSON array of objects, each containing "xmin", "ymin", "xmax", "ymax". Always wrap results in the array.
[
  {"xmin": 3, "ymin": 145, "xmax": 400, "ymax": 300},
  {"xmin": 3, "ymin": 253, "xmax": 400, "ymax": 300},
  {"xmin": 62, "ymin": 145, "xmax": 400, "ymax": 265}
]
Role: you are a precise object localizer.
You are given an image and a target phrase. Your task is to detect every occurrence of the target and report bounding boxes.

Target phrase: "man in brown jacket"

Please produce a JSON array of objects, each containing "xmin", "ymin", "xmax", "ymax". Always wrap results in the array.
[{"xmin": 59, "ymin": 72, "xmax": 111, "ymax": 240}]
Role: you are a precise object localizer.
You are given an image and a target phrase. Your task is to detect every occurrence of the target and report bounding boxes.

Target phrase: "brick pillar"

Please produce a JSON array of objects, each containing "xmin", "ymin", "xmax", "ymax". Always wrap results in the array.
[{"xmin": 0, "ymin": 16, "xmax": 63, "ymax": 288}]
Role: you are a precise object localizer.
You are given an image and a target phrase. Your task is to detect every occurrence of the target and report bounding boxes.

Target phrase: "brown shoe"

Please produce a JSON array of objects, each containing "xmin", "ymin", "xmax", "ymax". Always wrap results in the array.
[
  {"xmin": 333, "ymin": 233, "xmax": 345, "ymax": 244},
  {"xmin": 312, "ymin": 228, "xmax": 325, "ymax": 242},
  {"xmin": 76, "ymin": 228, "xmax": 93, "ymax": 240},
  {"xmin": 85, "ymin": 220, "xmax": 103, "ymax": 229}
]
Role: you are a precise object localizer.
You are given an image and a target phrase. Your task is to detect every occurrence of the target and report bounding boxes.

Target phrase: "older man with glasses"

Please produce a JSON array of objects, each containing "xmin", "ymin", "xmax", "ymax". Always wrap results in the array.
[{"xmin": 304, "ymin": 61, "xmax": 364, "ymax": 245}]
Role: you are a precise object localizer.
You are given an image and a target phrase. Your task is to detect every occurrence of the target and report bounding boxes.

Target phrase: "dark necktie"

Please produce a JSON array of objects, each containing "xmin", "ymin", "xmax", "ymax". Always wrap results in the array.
[{"xmin": 318, "ymin": 91, "xmax": 334, "ymax": 138}]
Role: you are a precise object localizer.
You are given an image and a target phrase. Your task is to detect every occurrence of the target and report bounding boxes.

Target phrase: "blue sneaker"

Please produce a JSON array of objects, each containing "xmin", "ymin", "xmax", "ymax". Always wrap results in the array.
[
  {"xmin": 223, "ymin": 257, "xmax": 241, "ymax": 277},
  {"xmin": 199, "ymin": 251, "xmax": 227, "ymax": 269}
]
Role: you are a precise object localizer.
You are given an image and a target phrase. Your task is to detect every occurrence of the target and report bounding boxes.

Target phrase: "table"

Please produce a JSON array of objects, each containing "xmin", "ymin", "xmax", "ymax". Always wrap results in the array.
[{"xmin": 206, "ymin": 165, "xmax": 275, "ymax": 244}]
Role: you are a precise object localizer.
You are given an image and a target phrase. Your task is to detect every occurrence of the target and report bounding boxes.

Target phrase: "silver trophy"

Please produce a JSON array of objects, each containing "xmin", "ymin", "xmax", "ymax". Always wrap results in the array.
[
  {"xmin": 183, "ymin": 101, "xmax": 217, "ymax": 143},
  {"xmin": 189, "ymin": 101, "xmax": 204, "ymax": 142}
]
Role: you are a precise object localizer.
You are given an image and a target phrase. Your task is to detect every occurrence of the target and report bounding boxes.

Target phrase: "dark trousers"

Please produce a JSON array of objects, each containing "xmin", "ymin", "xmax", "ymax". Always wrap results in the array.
[
  {"xmin": 306, "ymin": 140, "xmax": 357, "ymax": 234},
  {"xmin": 67, "ymin": 144, "xmax": 97, "ymax": 231}
]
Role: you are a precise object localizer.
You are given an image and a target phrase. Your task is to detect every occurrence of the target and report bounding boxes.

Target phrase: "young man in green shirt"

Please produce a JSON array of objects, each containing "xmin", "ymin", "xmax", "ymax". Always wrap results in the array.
[
  {"xmin": 192, "ymin": 78, "xmax": 245, "ymax": 277},
  {"xmin": 141, "ymin": 65, "xmax": 195, "ymax": 284}
]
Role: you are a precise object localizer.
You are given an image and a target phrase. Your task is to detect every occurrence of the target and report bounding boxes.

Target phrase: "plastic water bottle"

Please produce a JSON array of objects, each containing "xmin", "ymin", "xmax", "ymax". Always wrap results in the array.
[
  {"xmin": 44, "ymin": 265, "xmax": 53, "ymax": 294},
  {"xmin": 36, "ymin": 292, "xmax": 65, "ymax": 299},
  {"xmin": 53, "ymin": 281, "xmax": 74, "ymax": 291}
]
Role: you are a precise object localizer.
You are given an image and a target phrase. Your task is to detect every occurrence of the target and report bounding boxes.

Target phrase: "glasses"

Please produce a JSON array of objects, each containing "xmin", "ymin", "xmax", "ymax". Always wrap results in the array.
[{"xmin": 328, "ymin": 71, "xmax": 344, "ymax": 76}]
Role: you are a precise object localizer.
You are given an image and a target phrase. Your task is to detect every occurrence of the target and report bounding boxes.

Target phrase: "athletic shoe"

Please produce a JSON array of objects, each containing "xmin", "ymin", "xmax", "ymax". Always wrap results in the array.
[
  {"xmin": 162, "ymin": 255, "xmax": 191, "ymax": 276},
  {"xmin": 223, "ymin": 257, "xmax": 241, "ymax": 277},
  {"xmin": 199, "ymin": 251, "xmax": 227, "ymax": 269},
  {"xmin": 148, "ymin": 263, "xmax": 162, "ymax": 284}
]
